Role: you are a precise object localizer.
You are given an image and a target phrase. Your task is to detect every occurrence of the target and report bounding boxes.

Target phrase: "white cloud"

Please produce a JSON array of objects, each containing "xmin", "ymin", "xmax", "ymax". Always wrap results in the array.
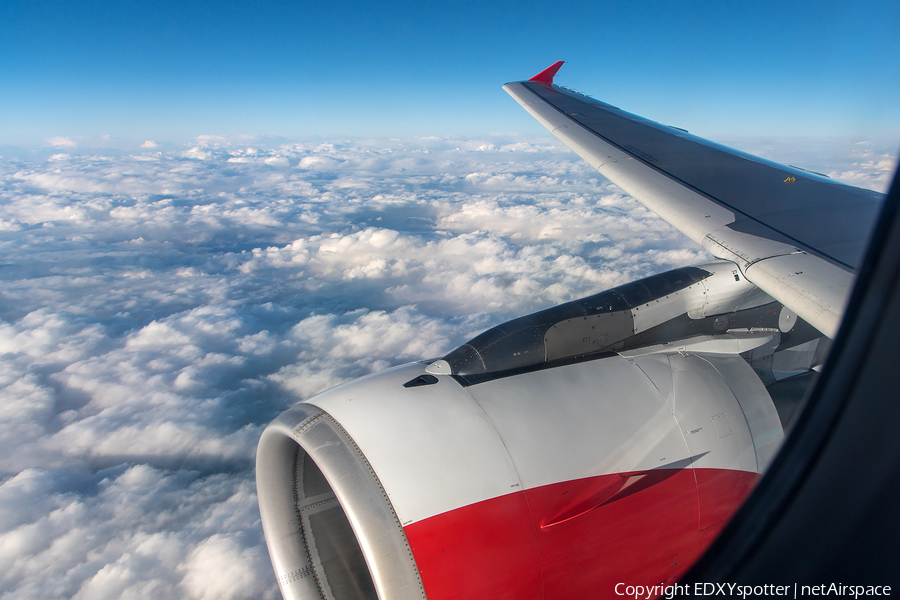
[
  {"xmin": 46, "ymin": 136, "xmax": 77, "ymax": 148},
  {"xmin": 0, "ymin": 136, "xmax": 891, "ymax": 598},
  {"xmin": 141, "ymin": 141, "xmax": 159, "ymax": 149},
  {"xmin": 180, "ymin": 534, "xmax": 275, "ymax": 600},
  {"xmin": 828, "ymin": 151, "xmax": 898, "ymax": 193},
  {"xmin": 722, "ymin": 136, "xmax": 898, "ymax": 193},
  {"xmin": 195, "ymin": 135, "xmax": 227, "ymax": 146}
]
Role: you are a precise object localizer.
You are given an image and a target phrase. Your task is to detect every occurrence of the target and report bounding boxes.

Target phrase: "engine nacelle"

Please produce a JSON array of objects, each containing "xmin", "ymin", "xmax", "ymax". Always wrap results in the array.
[{"xmin": 257, "ymin": 262, "xmax": 800, "ymax": 599}]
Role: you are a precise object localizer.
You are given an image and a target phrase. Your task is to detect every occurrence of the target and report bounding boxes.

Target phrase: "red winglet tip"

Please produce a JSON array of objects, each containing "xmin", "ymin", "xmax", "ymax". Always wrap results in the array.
[{"xmin": 528, "ymin": 61, "xmax": 565, "ymax": 85}]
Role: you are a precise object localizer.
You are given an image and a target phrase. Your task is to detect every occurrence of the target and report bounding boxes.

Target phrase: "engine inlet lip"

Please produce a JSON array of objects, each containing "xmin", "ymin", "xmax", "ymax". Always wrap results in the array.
[{"xmin": 256, "ymin": 403, "xmax": 426, "ymax": 600}]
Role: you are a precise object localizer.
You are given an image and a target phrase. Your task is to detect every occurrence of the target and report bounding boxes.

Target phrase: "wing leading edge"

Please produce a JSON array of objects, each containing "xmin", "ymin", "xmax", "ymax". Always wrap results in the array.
[{"xmin": 504, "ymin": 64, "xmax": 883, "ymax": 338}]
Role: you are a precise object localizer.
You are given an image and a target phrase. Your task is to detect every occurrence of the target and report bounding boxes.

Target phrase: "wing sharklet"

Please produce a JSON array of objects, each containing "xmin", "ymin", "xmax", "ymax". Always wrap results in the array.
[{"xmin": 529, "ymin": 61, "xmax": 565, "ymax": 85}]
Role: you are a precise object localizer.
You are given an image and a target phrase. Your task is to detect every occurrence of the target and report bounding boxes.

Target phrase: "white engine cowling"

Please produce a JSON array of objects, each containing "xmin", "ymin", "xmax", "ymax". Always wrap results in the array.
[{"xmin": 257, "ymin": 262, "xmax": 802, "ymax": 599}]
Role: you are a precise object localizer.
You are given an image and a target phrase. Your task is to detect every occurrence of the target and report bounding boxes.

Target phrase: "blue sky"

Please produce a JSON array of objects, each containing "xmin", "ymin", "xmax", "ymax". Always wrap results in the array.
[{"xmin": 1, "ymin": 0, "xmax": 898, "ymax": 146}]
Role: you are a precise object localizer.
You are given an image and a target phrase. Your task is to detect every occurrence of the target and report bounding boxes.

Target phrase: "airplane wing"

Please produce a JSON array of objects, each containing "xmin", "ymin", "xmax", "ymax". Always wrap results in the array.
[{"xmin": 504, "ymin": 61, "xmax": 883, "ymax": 338}]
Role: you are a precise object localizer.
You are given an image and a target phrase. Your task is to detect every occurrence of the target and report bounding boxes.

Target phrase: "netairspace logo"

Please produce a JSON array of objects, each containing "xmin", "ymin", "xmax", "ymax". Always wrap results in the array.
[
  {"xmin": 616, "ymin": 583, "xmax": 893, "ymax": 599},
  {"xmin": 0, "ymin": 136, "xmax": 894, "ymax": 599}
]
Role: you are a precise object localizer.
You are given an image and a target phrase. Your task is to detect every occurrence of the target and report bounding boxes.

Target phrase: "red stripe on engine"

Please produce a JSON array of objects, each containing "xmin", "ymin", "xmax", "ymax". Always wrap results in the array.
[
  {"xmin": 404, "ymin": 468, "xmax": 758, "ymax": 600},
  {"xmin": 403, "ymin": 489, "xmax": 542, "ymax": 600},
  {"xmin": 695, "ymin": 466, "xmax": 759, "ymax": 532}
]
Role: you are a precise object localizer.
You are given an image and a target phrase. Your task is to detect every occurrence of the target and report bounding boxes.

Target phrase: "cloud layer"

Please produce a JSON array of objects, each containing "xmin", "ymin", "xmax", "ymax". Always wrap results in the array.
[{"xmin": 0, "ymin": 136, "xmax": 894, "ymax": 599}]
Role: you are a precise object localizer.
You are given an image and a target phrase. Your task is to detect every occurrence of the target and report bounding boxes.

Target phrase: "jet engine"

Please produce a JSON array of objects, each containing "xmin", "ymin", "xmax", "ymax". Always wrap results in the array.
[{"xmin": 257, "ymin": 260, "xmax": 824, "ymax": 600}]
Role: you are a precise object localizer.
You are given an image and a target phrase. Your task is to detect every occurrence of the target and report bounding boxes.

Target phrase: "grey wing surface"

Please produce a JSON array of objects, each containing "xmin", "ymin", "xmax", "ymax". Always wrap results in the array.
[{"xmin": 504, "ymin": 74, "xmax": 883, "ymax": 338}]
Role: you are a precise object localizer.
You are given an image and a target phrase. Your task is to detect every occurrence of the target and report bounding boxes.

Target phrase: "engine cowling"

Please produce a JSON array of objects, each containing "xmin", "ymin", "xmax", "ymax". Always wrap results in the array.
[{"xmin": 257, "ymin": 262, "xmax": 808, "ymax": 600}]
